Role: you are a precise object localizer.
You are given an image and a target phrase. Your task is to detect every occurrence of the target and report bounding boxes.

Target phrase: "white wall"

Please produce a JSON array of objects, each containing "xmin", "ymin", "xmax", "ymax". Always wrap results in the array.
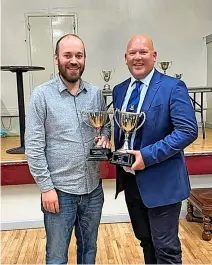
[
  {"xmin": 1, "ymin": 176, "xmax": 212, "ymax": 230},
  {"xmin": 1, "ymin": 180, "xmax": 129, "ymax": 230},
  {"xmin": 1, "ymin": 0, "xmax": 212, "ymax": 120}
]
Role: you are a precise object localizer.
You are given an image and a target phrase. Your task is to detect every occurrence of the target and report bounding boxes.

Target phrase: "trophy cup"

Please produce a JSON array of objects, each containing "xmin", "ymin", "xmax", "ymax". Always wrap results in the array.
[
  {"xmin": 157, "ymin": 61, "xmax": 172, "ymax": 74},
  {"xmin": 174, "ymin": 73, "xmax": 183, "ymax": 79},
  {"xmin": 111, "ymin": 109, "xmax": 146, "ymax": 167},
  {"xmin": 100, "ymin": 69, "xmax": 114, "ymax": 90},
  {"xmin": 83, "ymin": 111, "xmax": 111, "ymax": 161}
]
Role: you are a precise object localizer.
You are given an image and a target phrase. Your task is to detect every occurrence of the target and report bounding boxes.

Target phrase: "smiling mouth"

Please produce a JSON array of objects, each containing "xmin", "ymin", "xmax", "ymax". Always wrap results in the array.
[
  {"xmin": 133, "ymin": 65, "xmax": 143, "ymax": 69},
  {"xmin": 67, "ymin": 67, "xmax": 79, "ymax": 70}
]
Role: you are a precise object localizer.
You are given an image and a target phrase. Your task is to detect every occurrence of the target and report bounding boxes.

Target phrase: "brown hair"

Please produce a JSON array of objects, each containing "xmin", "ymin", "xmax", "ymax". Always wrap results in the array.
[{"xmin": 55, "ymin": 34, "xmax": 86, "ymax": 57}]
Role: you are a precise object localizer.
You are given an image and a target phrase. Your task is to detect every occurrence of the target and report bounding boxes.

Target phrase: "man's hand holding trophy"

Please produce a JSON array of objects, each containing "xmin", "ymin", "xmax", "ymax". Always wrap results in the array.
[
  {"xmin": 81, "ymin": 107, "xmax": 146, "ymax": 168},
  {"xmin": 83, "ymin": 111, "xmax": 112, "ymax": 161}
]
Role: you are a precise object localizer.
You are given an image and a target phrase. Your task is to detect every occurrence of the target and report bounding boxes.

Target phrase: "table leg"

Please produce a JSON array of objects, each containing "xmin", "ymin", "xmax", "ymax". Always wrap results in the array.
[
  {"xmin": 200, "ymin": 92, "xmax": 205, "ymax": 139},
  {"xmin": 202, "ymin": 215, "xmax": 211, "ymax": 241},
  {"xmin": 6, "ymin": 71, "xmax": 25, "ymax": 154},
  {"xmin": 186, "ymin": 201, "xmax": 194, "ymax": 221}
]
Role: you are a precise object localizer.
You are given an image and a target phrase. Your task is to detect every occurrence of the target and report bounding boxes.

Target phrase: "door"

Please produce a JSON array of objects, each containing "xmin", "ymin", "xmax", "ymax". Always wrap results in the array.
[{"xmin": 27, "ymin": 14, "xmax": 77, "ymax": 91}]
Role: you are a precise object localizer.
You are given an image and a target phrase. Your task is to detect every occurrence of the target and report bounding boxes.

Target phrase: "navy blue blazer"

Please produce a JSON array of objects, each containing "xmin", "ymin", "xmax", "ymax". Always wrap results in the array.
[{"xmin": 113, "ymin": 69, "xmax": 198, "ymax": 208}]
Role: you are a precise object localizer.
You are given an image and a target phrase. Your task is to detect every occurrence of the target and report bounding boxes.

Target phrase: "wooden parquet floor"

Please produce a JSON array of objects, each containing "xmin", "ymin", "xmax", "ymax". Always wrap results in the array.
[{"xmin": 1, "ymin": 220, "xmax": 212, "ymax": 264}]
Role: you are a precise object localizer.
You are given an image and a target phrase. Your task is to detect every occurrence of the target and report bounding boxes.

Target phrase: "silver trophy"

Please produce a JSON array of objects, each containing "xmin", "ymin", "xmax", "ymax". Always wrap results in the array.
[
  {"xmin": 100, "ymin": 69, "xmax": 114, "ymax": 90},
  {"xmin": 111, "ymin": 109, "xmax": 146, "ymax": 166},
  {"xmin": 157, "ymin": 61, "xmax": 172, "ymax": 74},
  {"xmin": 83, "ymin": 111, "xmax": 111, "ymax": 161},
  {"xmin": 174, "ymin": 73, "xmax": 183, "ymax": 79}
]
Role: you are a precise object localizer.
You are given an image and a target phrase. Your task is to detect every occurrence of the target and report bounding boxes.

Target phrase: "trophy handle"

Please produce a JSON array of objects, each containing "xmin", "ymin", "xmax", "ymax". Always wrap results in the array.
[
  {"xmin": 79, "ymin": 111, "xmax": 95, "ymax": 128},
  {"xmin": 157, "ymin": 62, "xmax": 162, "ymax": 69},
  {"xmin": 169, "ymin": 61, "xmax": 172, "ymax": 68},
  {"xmin": 133, "ymin": 112, "xmax": 146, "ymax": 132},
  {"xmin": 82, "ymin": 119, "xmax": 93, "ymax": 128},
  {"xmin": 100, "ymin": 71, "xmax": 104, "ymax": 80},
  {"xmin": 103, "ymin": 116, "xmax": 111, "ymax": 127},
  {"xmin": 110, "ymin": 68, "xmax": 115, "ymax": 80},
  {"xmin": 114, "ymin": 109, "xmax": 122, "ymax": 129}
]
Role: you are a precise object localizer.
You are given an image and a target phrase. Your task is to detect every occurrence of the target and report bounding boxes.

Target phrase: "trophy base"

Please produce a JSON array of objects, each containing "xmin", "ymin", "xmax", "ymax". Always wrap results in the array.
[
  {"xmin": 110, "ymin": 151, "xmax": 135, "ymax": 167},
  {"xmin": 88, "ymin": 148, "xmax": 112, "ymax": 161}
]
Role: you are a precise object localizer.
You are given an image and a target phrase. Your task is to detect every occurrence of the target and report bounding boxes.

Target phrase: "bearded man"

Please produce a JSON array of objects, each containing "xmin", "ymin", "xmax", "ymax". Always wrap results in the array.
[{"xmin": 25, "ymin": 34, "xmax": 110, "ymax": 264}]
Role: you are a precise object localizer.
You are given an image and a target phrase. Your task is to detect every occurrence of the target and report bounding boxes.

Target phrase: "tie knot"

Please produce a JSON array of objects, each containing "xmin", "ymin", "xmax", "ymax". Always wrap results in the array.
[
  {"xmin": 133, "ymin": 80, "xmax": 142, "ymax": 91},
  {"xmin": 133, "ymin": 80, "xmax": 142, "ymax": 89}
]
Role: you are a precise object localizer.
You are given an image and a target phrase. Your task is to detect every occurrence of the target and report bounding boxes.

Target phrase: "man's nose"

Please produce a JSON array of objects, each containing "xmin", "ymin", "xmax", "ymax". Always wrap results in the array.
[
  {"xmin": 134, "ymin": 52, "xmax": 142, "ymax": 59},
  {"xmin": 70, "ymin": 56, "xmax": 77, "ymax": 64}
]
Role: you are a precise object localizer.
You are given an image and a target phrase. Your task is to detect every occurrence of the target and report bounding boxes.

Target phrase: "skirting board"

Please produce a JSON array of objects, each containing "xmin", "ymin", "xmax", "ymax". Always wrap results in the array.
[{"xmin": 1, "ymin": 211, "xmax": 187, "ymax": 231}]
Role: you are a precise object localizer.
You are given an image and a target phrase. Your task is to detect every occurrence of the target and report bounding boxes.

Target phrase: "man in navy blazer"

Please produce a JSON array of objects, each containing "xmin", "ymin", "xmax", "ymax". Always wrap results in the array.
[{"xmin": 112, "ymin": 35, "xmax": 198, "ymax": 264}]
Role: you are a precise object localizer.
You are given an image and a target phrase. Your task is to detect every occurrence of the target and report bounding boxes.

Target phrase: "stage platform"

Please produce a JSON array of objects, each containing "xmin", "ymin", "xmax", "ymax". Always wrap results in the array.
[{"xmin": 1, "ymin": 128, "xmax": 212, "ymax": 185}]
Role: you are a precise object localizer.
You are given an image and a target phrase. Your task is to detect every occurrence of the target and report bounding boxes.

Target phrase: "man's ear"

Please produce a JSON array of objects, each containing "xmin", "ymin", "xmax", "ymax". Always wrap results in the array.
[
  {"xmin": 125, "ymin": 53, "xmax": 127, "ymax": 65},
  {"xmin": 153, "ymin": 51, "xmax": 157, "ymax": 62},
  {"xmin": 54, "ymin": 54, "xmax": 58, "ymax": 65}
]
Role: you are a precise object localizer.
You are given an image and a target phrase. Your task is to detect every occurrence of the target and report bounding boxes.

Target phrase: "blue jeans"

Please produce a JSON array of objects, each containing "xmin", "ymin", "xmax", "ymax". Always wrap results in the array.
[{"xmin": 41, "ymin": 180, "xmax": 104, "ymax": 264}]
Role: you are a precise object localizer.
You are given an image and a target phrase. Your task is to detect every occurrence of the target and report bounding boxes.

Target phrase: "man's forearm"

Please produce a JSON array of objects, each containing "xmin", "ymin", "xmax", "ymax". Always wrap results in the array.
[
  {"xmin": 25, "ymin": 88, "xmax": 54, "ymax": 192},
  {"xmin": 26, "ymin": 151, "xmax": 54, "ymax": 192}
]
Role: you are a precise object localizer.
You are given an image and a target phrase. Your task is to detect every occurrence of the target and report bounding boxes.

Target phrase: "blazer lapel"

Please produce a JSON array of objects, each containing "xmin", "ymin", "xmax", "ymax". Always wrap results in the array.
[{"xmin": 142, "ymin": 69, "xmax": 162, "ymax": 112}]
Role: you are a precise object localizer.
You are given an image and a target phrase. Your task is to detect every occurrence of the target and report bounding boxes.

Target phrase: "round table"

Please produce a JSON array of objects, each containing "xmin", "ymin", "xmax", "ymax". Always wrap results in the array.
[{"xmin": 1, "ymin": 66, "xmax": 45, "ymax": 154}]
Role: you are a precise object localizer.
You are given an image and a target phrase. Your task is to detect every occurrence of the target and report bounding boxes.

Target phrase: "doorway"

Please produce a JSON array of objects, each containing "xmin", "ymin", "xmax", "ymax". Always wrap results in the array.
[{"xmin": 26, "ymin": 14, "xmax": 77, "ymax": 91}]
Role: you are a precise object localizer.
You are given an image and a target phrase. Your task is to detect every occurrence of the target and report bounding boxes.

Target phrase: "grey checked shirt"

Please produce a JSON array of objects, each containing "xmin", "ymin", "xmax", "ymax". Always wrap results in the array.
[{"xmin": 25, "ymin": 75, "xmax": 111, "ymax": 194}]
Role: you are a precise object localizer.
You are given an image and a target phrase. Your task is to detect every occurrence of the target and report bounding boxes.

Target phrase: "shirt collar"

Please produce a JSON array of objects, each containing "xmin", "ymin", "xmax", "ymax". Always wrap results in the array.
[
  {"xmin": 57, "ymin": 74, "xmax": 87, "ymax": 94},
  {"xmin": 130, "ymin": 68, "xmax": 155, "ymax": 87}
]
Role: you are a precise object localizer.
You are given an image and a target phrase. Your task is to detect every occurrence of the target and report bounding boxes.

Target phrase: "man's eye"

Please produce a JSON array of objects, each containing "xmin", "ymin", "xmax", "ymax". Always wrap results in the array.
[
  {"xmin": 129, "ymin": 52, "xmax": 135, "ymax": 55},
  {"xmin": 76, "ymin": 55, "xmax": 83, "ymax": 59},
  {"xmin": 64, "ymin": 55, "xmax": 71, "ymax": 59}
]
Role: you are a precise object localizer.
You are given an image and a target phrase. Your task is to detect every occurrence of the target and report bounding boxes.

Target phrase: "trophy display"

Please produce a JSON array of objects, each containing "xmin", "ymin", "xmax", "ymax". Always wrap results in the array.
[
  {"xmin": 174, "ymin": 73, "xmax": 183, "ymax": 79},
  {"xmin": 100, "ymin": 69, "xmax": 114, "ymax": 90},
  {"xmin": 157, "ymin": 61, "xmax": 172, "ymax": 74},
  {"xmin": 83, "ymin": 111, "xmax": 111, "ymax": 161},
  {"xmin": 111, "ymin": 109, "xmax": 146, "ymax": 167}
]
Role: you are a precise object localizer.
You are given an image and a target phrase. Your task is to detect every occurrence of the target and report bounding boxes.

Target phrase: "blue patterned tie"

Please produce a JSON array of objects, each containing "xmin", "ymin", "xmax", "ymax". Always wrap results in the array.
[
  {"xmin": 126, "ymin": 80, "xmax": 142, "ymax": 112},
  {"xmin": 119, "ymin": 80, "xmax": 142, "ymax": 147}
]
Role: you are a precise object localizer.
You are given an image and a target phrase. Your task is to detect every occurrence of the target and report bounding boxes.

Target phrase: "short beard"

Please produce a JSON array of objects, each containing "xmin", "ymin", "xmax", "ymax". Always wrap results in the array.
[
  {"xmin": 60, "ymin": 71, "xmax": 80, "ymax": 83},
  {"xmin": 58, "ymin": 61, "xmax": 85, "ymax": 84}
]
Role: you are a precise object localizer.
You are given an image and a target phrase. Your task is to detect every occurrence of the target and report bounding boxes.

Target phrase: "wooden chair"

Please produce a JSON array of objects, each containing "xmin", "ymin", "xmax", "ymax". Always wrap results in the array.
[{"xmin": 186, "ymin": 188, "xmax": 212, "ymax": 241}]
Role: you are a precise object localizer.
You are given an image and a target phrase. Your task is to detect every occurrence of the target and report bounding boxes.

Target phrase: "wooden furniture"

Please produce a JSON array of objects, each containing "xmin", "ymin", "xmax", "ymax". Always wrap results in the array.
[{"xmin": 186, "ymin": 188, "xmax": 212, "ymax": 241}]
